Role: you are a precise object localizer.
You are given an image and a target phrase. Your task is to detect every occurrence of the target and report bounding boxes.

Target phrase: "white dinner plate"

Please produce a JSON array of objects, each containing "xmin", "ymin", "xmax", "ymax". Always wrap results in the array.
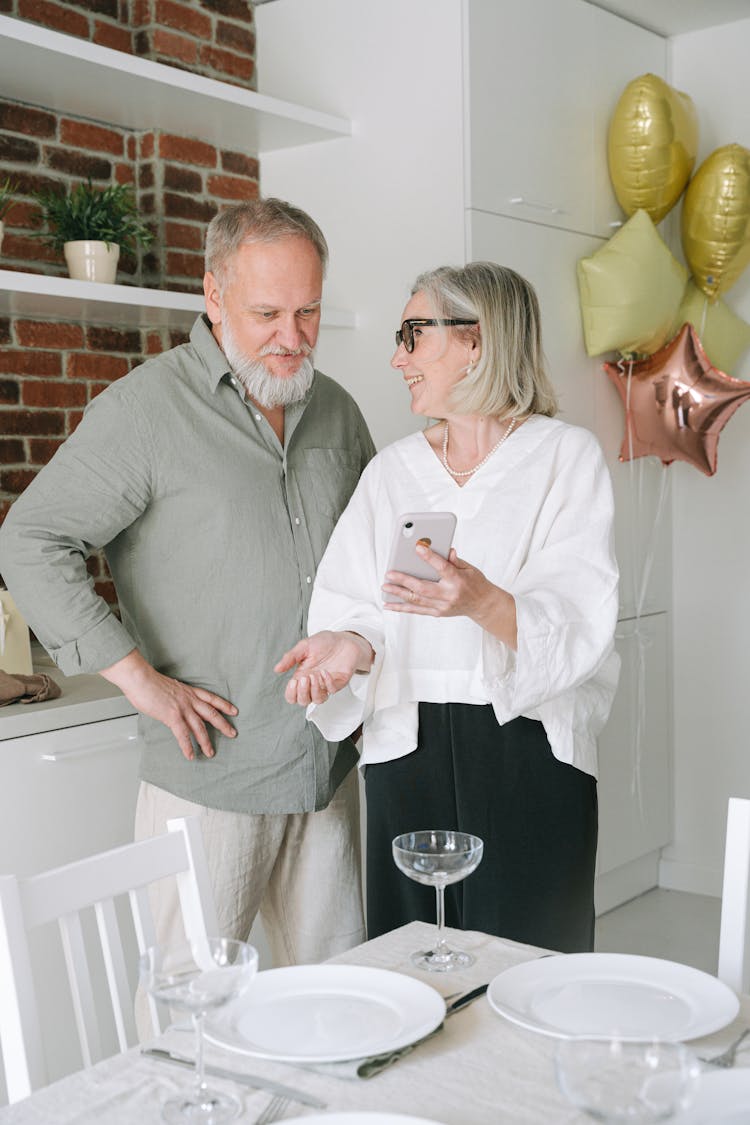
[
  {"xmin": 281, "ymin": 1116, "xmax": 445, "ymax": 1124},
  {"xmin": 487, "ymin": 953, "xmax": 739, "ymax": 1041},
  {"xmin": 204, "ymin": 964, "xmax": 446, "ymax": 1063},
  {"xmin": 673, "ymin": 1069, "xmax": 750, "ymax": 1123}
]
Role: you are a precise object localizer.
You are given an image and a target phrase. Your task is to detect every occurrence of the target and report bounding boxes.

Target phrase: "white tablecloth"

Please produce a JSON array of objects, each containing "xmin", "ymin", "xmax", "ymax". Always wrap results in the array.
[{"xmin": 2, "ymin": 922, "xmax": 748, "ymax": 1124}]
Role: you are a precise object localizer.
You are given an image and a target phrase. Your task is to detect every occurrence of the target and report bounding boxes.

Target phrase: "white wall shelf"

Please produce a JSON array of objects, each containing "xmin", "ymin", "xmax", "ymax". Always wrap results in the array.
[
  {"xmin": 0, "ymin": 270, "xmax": 357, "ymax": 330},
  {"xmin": 0, "ymin": 14, "xmax": 351, "ymax": 153}
]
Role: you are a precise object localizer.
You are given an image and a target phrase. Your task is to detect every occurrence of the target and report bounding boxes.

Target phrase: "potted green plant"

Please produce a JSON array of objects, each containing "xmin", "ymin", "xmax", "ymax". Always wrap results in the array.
[
  {"xmin": 0, "ymin": 178, "xmax": 18, "ymax": 254},
  {"xmin": 34, "ymin": 179, "xmax": 153, "ymax": 284}
]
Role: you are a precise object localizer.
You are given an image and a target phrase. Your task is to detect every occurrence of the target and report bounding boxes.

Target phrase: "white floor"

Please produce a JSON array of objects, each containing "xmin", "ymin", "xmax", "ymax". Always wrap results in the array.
[{"xmin": 595, "ymin": 887, "xmax": 722, "ymax": 975}]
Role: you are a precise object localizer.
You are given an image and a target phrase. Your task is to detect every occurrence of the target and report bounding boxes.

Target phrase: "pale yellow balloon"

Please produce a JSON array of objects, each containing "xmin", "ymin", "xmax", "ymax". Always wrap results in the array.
[
  {"xmin": 681, "ymin": 144, "xmax": 750, "ymax": 301},
  {"xmin": 608, "ymin": 73, "xmax": 698, "ymax": 224},
  {"xmin": 577, "ymin": 209, "xmax": 687, "ymax": 357},
  {"xmin": 670, "ymin": 280, "xmax": 750, "ymax": 374}
]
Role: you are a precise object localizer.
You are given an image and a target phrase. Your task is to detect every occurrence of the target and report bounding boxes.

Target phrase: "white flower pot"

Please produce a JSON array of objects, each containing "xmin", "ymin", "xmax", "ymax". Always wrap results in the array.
[{"xmin": 63, "ymin": 240, "xmax": 120, "ymax": 284}]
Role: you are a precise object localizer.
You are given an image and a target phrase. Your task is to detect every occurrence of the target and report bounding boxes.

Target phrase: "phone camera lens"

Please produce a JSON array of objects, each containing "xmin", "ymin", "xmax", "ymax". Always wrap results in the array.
[{"xmin": 404, "ymin": 521, "xmax": 413, "ymax": 529}]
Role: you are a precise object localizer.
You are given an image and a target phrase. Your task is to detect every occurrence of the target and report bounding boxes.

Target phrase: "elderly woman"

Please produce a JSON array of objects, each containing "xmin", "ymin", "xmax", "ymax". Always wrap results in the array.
[{"xmin": 276, "ymin": 262, "xmax": 619, "ymax": 953}]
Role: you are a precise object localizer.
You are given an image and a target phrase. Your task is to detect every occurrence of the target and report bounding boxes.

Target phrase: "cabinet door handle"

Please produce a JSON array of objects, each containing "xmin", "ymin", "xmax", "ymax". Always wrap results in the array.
[
  {"xmin": 42, "ymin": 737, "xmax": 138, "ymax": 762},
  {"xmin": 509, "ymin": 196, "xmax": 565, "ymax": 215}
]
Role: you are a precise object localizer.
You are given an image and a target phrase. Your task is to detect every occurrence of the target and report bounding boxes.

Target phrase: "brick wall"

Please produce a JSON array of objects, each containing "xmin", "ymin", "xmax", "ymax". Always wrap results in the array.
[
  {"xmin": 0, "ymin": 3, "xmax": 259, "ymax": 608},
  {"xmin": 0, "ymin": 111, "xmax": 259, "ymax": 291},
  {"xmin": 0, "ymin": 0, "xmax": 256, "ymax": 91}
]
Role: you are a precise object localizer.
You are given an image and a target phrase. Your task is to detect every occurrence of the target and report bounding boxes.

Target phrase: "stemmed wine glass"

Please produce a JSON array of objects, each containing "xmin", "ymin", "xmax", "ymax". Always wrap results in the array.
[
  {"xmin": 392, "ymin": 829, "xmax": 484, "ymax": 972},
  {"xmin": 139, "ymin": 937, "xmax": 258, "ymax": 1124},
  {"xmin": 555, "ymin": 1037, "xmax": 701, "ymax": 1123}
]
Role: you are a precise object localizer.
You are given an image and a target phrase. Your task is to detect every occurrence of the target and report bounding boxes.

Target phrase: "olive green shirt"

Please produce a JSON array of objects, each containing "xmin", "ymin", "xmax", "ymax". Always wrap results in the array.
[{"xmin": 0, "ymin": 316, "xmax": 375, "ymax": 813}]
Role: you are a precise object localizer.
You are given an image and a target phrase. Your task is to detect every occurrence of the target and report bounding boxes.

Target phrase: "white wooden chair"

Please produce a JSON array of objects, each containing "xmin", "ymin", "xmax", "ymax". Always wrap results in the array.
[
  {"xmin": 0, "ymin": 816, "xmax": 219, "ymax": 1103},
  {"xmin": 718, "ymin": 797, "xmax": 750, "ymax": 994}
]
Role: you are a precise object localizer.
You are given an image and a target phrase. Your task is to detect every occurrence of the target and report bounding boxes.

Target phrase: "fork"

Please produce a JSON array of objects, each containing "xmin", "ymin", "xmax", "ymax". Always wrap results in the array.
[
  {"xmin": 700, "ymin": 1027, "xmax": 750, "ymax": 1068},
  {"xmin": 254, "ymin": 1094, "xmax": 292, "ymax": 1124}
]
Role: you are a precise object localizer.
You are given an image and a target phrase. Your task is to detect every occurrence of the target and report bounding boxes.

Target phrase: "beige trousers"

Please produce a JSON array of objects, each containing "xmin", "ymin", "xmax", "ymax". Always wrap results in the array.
[{"xmin": 134, "ymin": 770, "xmax": 365, "ymax": 966}]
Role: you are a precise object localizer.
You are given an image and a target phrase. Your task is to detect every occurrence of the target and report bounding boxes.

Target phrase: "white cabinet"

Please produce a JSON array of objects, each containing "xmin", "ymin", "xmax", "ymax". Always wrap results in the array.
[
  {"xmin": 466, "ymin": 0, "xmax": 593, "ymax": 233},
  {"xmin": 0, "ymin": 715, "xmax": 141, "ymax": 877},
  {"xmin": 588, "ymin": 5, "xmax": 667, "ymax": 238},
  {"xmin": 468, "ymin": 209, "xmax": 673, "ymax": 909},
  {"xmin": 465, "ymin": 0, "xmax": 666, "ymax": 237},
  {"xmin": 466, "ymin": 208, "xmax": 603, "ymax": 430},
  {"xmin": 468, "ymin": 201, "xmax": 675, "ymax": 629},
  {"xmin": 595, "ymin": 612, "xmax": 672, "ymax": 912},
  {"xmin": 0, "ymin": 715, "xmax": 142, "ymax": 1098}
]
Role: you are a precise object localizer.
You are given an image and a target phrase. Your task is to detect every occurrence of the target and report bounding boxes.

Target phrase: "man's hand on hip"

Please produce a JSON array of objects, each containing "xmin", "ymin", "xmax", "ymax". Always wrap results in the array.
[{"xmin": 100, "ymin": 649, "xmax": 238, "ymax": 760}]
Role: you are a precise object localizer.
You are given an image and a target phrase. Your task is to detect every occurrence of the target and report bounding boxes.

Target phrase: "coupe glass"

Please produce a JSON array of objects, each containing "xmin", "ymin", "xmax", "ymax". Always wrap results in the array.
[
  {"xmin": 139, "ymin": 937, "xmax": 258, "ymax": 1124},
  {"xmin": 392, "ymin": 829, "xmax": 484, "ymax": 972},
  {"xmin": 555, "ymin": 1037, "xmax": 701, "ymax": 1123}
]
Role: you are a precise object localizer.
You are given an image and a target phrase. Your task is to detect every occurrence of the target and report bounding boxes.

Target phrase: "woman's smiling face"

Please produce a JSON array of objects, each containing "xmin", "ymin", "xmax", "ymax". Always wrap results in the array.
[{"xmin": 391, "ymin": 291, "xmax": 480, "ymax": 419}]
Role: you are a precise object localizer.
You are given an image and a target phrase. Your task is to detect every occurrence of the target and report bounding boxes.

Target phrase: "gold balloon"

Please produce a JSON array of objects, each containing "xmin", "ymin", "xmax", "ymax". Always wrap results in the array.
[
  {"xmin": 608, "ymin": 73, "xmax": 698, "ymax": 224},
  {"xmin": 681, "ymin": 144, "xmax": 750, "ymax": 301}
]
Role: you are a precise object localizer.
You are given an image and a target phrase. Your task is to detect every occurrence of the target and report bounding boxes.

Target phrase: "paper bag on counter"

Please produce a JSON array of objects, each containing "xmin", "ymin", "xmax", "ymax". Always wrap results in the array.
[{"xmin": 0, "ymin": 589, "xmax": 33, "ymax": 676}]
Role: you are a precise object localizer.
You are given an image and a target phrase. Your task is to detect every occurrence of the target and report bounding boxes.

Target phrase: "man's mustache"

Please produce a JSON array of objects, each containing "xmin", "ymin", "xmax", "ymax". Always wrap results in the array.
[{"xmin": 259, "ymin": 343, "xmax": 313, "ymax": 358}]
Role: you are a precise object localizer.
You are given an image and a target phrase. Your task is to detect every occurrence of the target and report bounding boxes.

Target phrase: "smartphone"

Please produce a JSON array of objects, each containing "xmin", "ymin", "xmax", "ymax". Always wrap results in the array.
[{"xmin": 383, "ymin": 511, "xmax": 457, "ymax": 603}]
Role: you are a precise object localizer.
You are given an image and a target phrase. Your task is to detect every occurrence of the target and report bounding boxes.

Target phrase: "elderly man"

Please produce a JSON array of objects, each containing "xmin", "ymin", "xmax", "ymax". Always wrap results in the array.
[{"xmin": 0, "ymin": 198, "xmax": 375, "ymax": 964}]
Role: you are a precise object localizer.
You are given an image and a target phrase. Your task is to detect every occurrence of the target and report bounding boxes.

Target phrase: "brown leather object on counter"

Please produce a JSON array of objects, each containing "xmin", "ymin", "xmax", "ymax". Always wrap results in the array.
[{"xmin": 0, "ymin": 670, "xmax": 62, "ymax": 706}]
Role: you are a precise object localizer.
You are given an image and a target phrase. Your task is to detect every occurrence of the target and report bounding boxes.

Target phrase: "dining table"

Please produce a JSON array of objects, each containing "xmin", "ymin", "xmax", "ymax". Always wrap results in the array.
[{"xmin": 2, "ymin": 920, "xmax": 749, "ymax": 1124}]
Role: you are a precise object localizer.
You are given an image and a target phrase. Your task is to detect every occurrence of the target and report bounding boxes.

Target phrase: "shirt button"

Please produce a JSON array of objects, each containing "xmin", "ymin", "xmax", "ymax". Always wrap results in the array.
[
  {"xmin": 306, "ymin": 576, "xmax": 312, "ymax": 584},
  {"xmin": 295, "ymin": 517, "xmax": 301, "ymax": 525},
  {"xmin": 255, "ymin": 413, "xmax": 261, "ymax": 421}
]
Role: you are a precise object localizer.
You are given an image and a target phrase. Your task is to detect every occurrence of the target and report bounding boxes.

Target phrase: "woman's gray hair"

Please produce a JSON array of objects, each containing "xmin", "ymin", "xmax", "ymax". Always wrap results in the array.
[
  {"xmin": 205, "ymin": 198, "xmax": 329, "ymax": 284},
  {"xmin": 412, "ymin": 262, "xmax": 558, "ymax": 419}
]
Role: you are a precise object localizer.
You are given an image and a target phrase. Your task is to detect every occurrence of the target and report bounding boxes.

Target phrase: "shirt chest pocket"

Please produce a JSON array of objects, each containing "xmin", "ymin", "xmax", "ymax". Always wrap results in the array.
[{"xmin": 298, "ymin": 448, "xmax": 362, "ymax": 520}]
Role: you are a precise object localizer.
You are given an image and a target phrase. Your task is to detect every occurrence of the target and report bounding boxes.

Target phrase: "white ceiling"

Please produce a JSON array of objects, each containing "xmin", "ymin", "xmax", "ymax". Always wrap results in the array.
[
  {"xmin": 584, "ymin": 0, "xmax": 750, "ymax": 36},
  {"xmin": 253, "ymin": 0, "xmax": 750, "ymax": 37}
]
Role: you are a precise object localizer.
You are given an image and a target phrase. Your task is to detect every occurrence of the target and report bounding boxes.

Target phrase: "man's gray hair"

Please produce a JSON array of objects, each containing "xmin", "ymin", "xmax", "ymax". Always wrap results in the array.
[
  {"xmin": 205, "ymin": 198, "xmax": 329, "ymax": 283},
  {"xmin": 411, "ymin": 261, "xmax": 558, "ymax": 419}
]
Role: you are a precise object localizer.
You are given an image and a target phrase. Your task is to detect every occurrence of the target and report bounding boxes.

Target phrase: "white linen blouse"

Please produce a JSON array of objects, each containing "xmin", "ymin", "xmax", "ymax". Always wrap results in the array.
[{"xmin": 306, "ymin": 414, "xmax": 620, "ymax": 778}]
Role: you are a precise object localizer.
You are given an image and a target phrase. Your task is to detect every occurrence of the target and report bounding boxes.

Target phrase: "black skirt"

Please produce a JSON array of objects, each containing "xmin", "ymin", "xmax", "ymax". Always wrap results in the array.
[{"xmin": 364, "ymin": 703, "xmax": 598, "ymax": 953}]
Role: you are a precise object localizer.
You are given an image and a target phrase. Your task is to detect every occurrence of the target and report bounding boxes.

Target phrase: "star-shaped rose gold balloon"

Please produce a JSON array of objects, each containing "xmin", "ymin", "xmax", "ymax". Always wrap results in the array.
[{"xmin": 603, "ymin": 322, "xmax": 750, "ymax": 476}]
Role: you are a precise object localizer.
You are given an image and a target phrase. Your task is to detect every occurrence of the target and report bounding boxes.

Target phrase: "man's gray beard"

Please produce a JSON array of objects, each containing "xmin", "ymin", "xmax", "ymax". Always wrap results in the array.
[{"xmin": 221, "ymin": 317, "xmax": 315, "ymax": 409}]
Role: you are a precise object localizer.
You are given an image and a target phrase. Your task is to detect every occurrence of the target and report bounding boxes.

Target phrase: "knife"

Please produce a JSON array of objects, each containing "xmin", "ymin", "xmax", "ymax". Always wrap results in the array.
[
  {"xmin": 357, "ymin": 981, "xmax": 490, "ymax": 1079},
  {"xmin": 446, "ymin": 982, "xmax": 489, "ymax": 1013},
  {"xmin": 141, "ymin": 1047, "xmax": 326, "ymax": 1108}
]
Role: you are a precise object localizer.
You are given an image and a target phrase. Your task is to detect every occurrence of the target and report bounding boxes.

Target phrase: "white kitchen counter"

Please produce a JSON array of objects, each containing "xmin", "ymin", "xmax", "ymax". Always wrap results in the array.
[{"xmin": 0, "ymin": 646, "xmax": 136, "ymax": 741}]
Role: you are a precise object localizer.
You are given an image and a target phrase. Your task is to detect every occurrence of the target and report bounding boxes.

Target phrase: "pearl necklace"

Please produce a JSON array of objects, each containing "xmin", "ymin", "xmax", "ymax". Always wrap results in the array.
[{"xmin": 441, "ymin": 418, "xmax": 517, "ymax": 478}]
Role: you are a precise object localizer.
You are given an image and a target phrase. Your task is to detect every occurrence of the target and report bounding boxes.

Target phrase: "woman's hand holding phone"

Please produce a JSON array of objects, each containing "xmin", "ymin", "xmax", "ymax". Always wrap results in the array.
[
  {"xmin": 383, "ymin": 542, "xmax": 513, "ymax": 636},
  {"xmin": 382, "ymin": 512, "xmax": 498, "ymax": 618},
  {"xmin": 383, "ymin": 512, "xmax": 456, "ymax": 604}
]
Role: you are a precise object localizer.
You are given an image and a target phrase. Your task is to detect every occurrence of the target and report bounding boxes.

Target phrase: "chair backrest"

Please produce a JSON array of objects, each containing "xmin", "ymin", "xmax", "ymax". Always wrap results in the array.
[
  {"xmin": 0, "ymin": 816, "xmax": 218, "ymax": 1103},
  {"xmin": 718, "ymin": 797, "xmax": 750, "ymax": 994}
]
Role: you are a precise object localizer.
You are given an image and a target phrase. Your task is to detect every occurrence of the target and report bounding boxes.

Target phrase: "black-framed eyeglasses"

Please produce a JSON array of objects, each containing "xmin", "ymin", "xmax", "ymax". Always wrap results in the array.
[{"xmin": 395, "ymin": 318, "xmax": 479, "ymax": 353}]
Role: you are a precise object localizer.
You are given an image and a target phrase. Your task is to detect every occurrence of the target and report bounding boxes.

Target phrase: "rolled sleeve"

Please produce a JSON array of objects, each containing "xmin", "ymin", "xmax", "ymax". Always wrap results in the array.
[
  {"xmin": 305, "ymin": 464, "xmax": 385, "ymax": 740},
  {"xmin": 51, "ymin": 615, "xmax": 137, "ymax": 676},
  {"xmin": 480, "ymin": 431, "xmax": 619, "ymax": 723}
]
